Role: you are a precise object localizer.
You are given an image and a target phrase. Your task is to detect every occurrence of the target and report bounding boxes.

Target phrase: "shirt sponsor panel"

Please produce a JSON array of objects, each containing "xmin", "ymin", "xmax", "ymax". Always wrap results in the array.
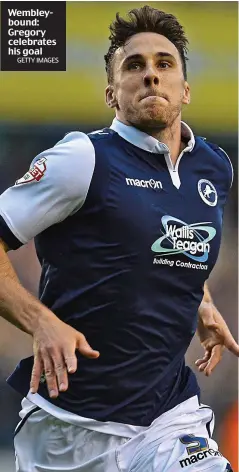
[{"xmin": 152, "ymin": 216, "xmax": 217, "ymax": 270}]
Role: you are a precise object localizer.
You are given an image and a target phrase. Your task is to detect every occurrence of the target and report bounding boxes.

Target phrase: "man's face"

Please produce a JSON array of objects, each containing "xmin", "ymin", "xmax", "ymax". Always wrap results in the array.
[{"xmin": 106, "ymin": 32, "xmax": 190, "ymax": 129}]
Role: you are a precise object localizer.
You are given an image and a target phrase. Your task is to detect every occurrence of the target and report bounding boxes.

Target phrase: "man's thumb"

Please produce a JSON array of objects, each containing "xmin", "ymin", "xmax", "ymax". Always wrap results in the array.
[
  {"xmin": 224, "ymin": 335, "xmax": 239, "ymax": 356},
  {"xmin": 77, "ymin": 334, "xmax": 100, "ymax": 359}
]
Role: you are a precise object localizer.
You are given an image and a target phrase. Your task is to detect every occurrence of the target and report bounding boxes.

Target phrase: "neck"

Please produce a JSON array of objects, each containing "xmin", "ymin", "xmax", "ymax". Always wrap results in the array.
[
  {"xmin": 117, "ymin": 115, "xmax": 184, "ymax": 165},
  {"xmin": 146, "ymin": 119, "xmax": 184, "ymax": 165}
]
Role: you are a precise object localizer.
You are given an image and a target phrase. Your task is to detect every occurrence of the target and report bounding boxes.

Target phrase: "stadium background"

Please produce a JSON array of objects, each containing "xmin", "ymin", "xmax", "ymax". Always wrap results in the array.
[{"xmin": 0, "ymin": 2, "xmax": 238, "ymax": 470}]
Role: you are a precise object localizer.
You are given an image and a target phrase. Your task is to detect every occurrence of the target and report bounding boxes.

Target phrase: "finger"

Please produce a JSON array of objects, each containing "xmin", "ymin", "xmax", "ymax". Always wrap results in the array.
[
  {"xmin": 204, "ymin": 345, "xmax": 223, "ymax": 376},
  {"xmin": 207, "ymin": 307, "xmax": 239, "ymax": 357},
  {"xmin": 52, "ymin": 353, "xmax": 69, "ymax": 393},
  {"xmin": 224, "ymin": 337, "xmax": 239, "ymax": 357},
  {"xmin": 195, "ymin": 351, "xmax": 210, "ymax": 366},
  {"xmin": 64, "ymin": 354, "xmax": 78, "ymax": 374},
  {"xmin": 30, "ymin": 356, "xmax": 43, "ymax": 394},
  {"xmin": 205, "ymin": 322, "xmax": 239, "ymax": 357},
  {"xmin": 43, "ymin": 352, "xmax": 59, "ymax": 399},
  {"xmin": 77, "ymin": 334, "xmax": 100, "ymax": 359},
  {"xmin": 195, "ymin": 358, "xmax": 208, "ymax": 367},
  {"xmin": 198, "ymin": 361, "xmax": 209, "ymax": 372}
]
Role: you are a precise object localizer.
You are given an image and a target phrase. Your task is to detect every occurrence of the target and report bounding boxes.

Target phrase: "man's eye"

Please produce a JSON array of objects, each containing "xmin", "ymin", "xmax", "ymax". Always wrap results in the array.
[
  {"xmin": 158, "ymin": 61, "xmax": 170, "ymax": 69},
  {"xmin": 128, "ymin": 63, "xmax": 142, "ymax": 70}
]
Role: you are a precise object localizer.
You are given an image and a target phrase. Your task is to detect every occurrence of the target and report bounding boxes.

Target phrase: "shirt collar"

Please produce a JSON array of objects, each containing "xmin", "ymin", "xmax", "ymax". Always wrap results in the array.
[{"xmin": 110, "ymin": 118, "xmax": 195, "ymax": 155}]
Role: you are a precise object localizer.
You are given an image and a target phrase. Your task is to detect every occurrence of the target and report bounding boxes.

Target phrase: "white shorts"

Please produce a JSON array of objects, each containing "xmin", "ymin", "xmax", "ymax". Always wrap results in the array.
[{"xmin": 14, "ymin": 396, "xmax": 232, "ymax": 472}]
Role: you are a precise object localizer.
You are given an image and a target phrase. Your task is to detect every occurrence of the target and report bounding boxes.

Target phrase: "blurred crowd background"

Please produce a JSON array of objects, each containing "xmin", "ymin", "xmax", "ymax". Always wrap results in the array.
[{"xmin": 0, "ymin": 2, "xmax": 238, "ymax": 471}]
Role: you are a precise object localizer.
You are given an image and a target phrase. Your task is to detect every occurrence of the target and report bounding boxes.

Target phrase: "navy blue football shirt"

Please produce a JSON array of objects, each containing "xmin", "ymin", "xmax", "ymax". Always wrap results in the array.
[{"xmin": 0, "ymin": 119, "xmax": 233, "ymax": 426}]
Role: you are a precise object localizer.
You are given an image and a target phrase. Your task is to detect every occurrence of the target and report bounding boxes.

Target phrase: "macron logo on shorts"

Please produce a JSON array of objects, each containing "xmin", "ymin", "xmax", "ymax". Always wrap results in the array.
[
  {"xmin": 126, "ymin": 177, "xmax": 163, "ymax": 190},
  {"xmin": 179, "ymin": 449, "xmax": 222, "ymax": 468}
]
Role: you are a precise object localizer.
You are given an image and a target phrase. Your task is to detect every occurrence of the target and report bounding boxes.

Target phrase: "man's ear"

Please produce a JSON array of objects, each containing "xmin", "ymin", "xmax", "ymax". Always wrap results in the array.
[
  {"xmin": 105, "ymin": 85, "xmax": 118, "ymax": 109},
  {"xmin": 182, "ymin": 81, "xmax": 190, "ymax": 105}
]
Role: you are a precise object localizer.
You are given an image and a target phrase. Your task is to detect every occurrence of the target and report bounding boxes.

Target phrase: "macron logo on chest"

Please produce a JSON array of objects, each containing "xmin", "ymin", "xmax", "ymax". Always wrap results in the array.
[{"xmin": 126, "ymin": 177, "xmax": 163, "ymax": 190}]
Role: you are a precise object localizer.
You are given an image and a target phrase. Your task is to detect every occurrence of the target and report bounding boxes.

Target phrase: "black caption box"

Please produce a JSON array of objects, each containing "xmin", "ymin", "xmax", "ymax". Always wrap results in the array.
[{"xmin": 1, "ymin": 1, "xmax": 66, "ymax": 71}]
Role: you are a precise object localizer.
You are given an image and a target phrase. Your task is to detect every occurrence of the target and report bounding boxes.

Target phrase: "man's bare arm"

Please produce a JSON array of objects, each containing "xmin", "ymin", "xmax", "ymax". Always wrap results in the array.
[
  {"xmin": 0, "ymin": 239, "xmax": 99, "ymax": 397},
  {"xmin": 201, "ymin": 281, "xmax": 212, "ymax": 304},
  {"xmin": 0, "ymin": 238, "xmax": 48, "ymax": 333},
  {"xmin": 195, "ymin": 281, "xmax": 239, "ymax": 376}
]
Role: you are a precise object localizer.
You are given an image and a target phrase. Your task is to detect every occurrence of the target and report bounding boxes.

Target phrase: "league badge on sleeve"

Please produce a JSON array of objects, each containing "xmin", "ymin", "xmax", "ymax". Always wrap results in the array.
[
  {"xmin": 198, "ymin": 179, "xmax": 218, "ymax": 207},
  {"xmin": 15, "ymin": 158, "xmax": 47, "ymax": 185}
]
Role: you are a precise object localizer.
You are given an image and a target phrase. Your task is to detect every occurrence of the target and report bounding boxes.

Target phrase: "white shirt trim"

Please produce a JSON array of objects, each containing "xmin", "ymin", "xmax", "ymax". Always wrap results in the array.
[
  {"xmin": 110, "ymin": 118, "xmax": 195, "ymax": 155},
  {"xmin": 110, "ymin": 118, "xmax": 195, "ymax": 189}
]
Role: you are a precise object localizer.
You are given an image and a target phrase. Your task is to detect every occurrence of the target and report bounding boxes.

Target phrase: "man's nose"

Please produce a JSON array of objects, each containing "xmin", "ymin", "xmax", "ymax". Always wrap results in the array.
[{"xmin": 143, "ymin": 65, "xmax": 159, "ymax": 87}]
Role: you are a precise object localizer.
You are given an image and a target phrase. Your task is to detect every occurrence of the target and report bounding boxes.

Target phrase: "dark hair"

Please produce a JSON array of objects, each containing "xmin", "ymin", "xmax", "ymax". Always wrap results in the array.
[{"xmin": 104, "ymin": 5, "xmax": 189, "ymax": 82}]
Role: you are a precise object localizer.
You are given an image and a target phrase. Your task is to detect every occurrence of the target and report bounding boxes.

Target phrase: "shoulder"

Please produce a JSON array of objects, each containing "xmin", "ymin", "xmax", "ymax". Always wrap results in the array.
[
  {"xmin": 87, "ymin": 127, "xmax": 116, "ymax": 143},
  {"xmin": 0, "ymin": 131, "xmax": 98, "ymax": 244},
  {"xmin": 52, "ymin": 130, "xmax": 95, "ymax": 156},
  {"xmin": 39, "ymin": 128, "xmax": 116, "ymax": 196},
  {"xmin": 27, "ymin": 131, "xmax": 96, "ymax": 198},
  {"xmin": 29, "ymin": 131, "xmax": 96, "ymax": 172},
  {"xmin": 197, "ymin": 137, "xmax": 234, "ymax": 188}
]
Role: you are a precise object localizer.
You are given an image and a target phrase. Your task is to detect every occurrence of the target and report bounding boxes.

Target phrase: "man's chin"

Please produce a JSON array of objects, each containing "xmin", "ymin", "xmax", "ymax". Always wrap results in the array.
[{"xmin": 137, "ymin": 113, "xmax": 168, "ymax": 129}]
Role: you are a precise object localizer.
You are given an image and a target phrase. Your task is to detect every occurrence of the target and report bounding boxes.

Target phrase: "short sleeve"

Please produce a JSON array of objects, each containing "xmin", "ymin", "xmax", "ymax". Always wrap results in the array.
[{"xmin": 0, "ymin": 131, "xmax": 95, "ymax": 245}]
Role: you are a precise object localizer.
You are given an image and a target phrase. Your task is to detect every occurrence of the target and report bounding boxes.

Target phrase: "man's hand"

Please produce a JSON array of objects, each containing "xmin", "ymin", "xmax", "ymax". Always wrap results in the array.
[
  {"xmin": 31, "ymin": 316, "xmax": 100, "ymax": 399},
  {"xmin": 195, "ymin": 300, "xmax": 239, "ymax": 376},
  {"xmin": 0, "ymin": 239, "xmax": 100, "ymax": 400}
]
